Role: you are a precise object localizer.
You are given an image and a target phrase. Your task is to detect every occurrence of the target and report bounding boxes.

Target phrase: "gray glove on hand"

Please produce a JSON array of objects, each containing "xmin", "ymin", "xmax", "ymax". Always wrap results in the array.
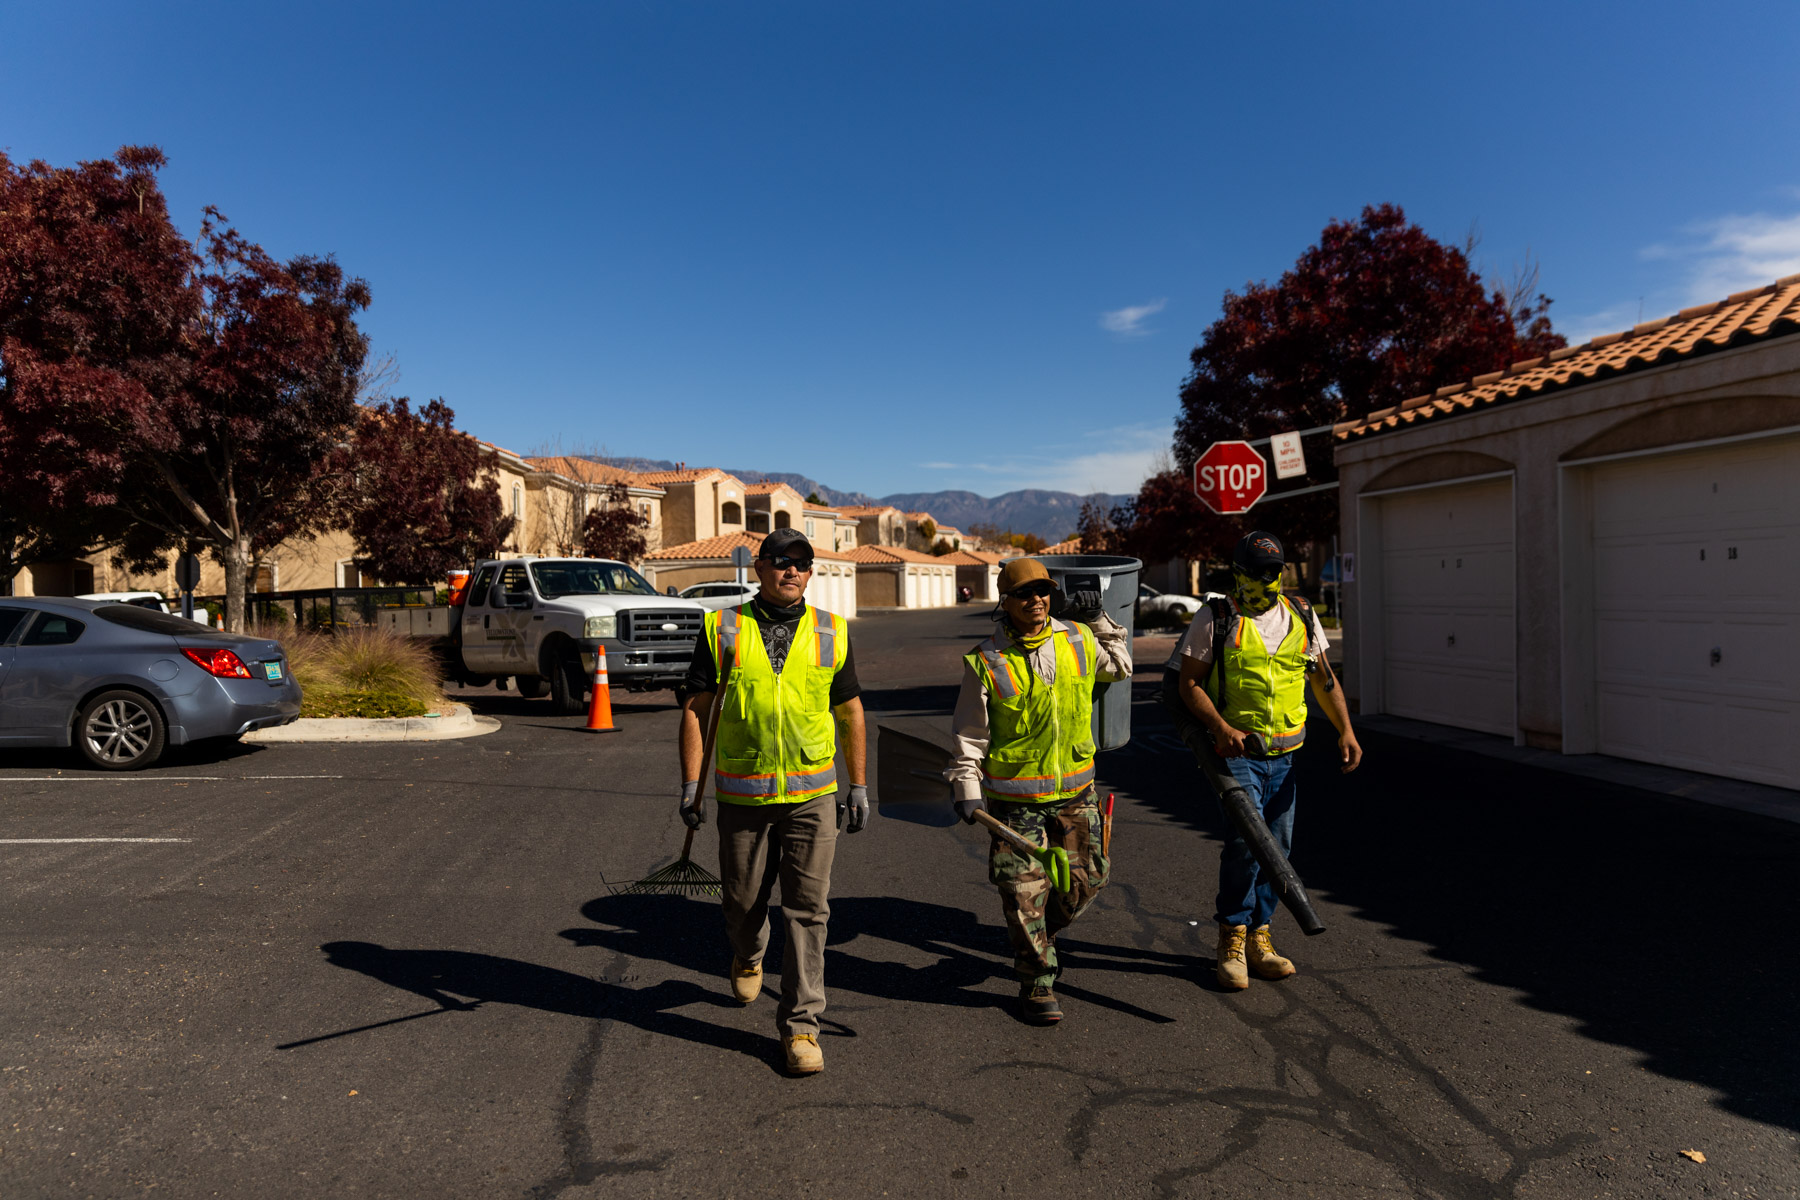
[
  {"xmin": 838, "ymin": 784, "xmax": 869, "ymax": 833},
  {"xmin": 1065, "ymin": 588, "xmax": 1106, "ymax": 623},
  {"xmin": 679, "ymin": 780, "xmax": 704, "ymax": 829},
  {"xmin": 954, "ymin": 796, "xmax": 985, "ymax": 825}
]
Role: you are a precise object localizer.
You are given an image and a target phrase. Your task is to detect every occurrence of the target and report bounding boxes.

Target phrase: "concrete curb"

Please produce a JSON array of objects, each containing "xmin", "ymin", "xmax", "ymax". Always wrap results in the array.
[{"xmin": 243, "ymin": 703, "xmax": 501, "ymax": 744}]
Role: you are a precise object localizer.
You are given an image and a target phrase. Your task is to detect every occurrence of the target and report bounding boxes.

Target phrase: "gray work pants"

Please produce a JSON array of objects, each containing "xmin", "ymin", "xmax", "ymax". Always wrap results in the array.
[{"xmin": 716, "ymin": 793, "xmax": 837, "ymax": 1038}]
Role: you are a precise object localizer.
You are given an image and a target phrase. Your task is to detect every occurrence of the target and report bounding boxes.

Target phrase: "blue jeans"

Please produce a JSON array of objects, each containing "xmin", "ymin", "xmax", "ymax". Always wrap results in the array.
[{"xmin": 1212, "ymin": 752, "xmax": 1297, "ymax": 928}]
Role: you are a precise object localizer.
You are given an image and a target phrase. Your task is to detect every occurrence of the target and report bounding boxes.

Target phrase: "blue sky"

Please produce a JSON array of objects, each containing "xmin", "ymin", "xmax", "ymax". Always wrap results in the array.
[{"xmin": 6, "ymin": 3, "xmax": 1799, "ymax": 498}]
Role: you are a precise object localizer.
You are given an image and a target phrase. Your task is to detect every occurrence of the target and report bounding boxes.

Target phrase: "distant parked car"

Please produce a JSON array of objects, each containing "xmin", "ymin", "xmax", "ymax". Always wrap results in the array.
[
  {"xmin": 0, "ymin": 598, "xmax": 300, "ymax": 770},
  {"xmin": 77, "ymin": 591, "xmax": 209, "ymax": 624},
  {"xmin": 1136, "ymin": 584, "xmax": 1203, "ymax": 623},
  {"xmin": 678, "ymin": 581, "xmax": 758, "ymax": 611}
]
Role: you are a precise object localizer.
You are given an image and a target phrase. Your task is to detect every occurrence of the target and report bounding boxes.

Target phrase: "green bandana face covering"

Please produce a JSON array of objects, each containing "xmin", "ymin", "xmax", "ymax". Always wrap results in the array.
[{"xmin": 1232, "ymin": 570, "xmax": 1282, "ymax": 616}]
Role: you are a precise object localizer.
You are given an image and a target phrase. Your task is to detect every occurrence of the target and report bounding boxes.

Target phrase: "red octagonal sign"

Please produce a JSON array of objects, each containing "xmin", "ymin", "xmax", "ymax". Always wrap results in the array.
[{"xmin": 1194, "ymin": 440, "xmax": 1268, "ymax": 514}]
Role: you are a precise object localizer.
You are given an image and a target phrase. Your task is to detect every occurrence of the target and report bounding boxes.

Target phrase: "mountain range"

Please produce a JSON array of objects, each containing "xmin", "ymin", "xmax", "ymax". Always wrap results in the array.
[{"xmin": 593, "ymin": 457, "xmax": 1131, "ymax": 543}]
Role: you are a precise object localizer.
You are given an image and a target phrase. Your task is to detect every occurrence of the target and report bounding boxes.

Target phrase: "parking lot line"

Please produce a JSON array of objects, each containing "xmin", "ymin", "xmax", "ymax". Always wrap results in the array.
[
  {"xmin": 0, "ymin": 838, "xmax": 192, "ymax": 844},
  {"xmin": 0, "ymin": 774, "xmax": 343, "ymax": 782}
]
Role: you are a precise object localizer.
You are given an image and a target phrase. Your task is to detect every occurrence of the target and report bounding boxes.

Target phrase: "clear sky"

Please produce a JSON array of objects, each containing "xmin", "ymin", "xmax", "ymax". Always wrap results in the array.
[{"xmin": 6, "ymin": 3, "xmax": 1798, "ymax": 498}]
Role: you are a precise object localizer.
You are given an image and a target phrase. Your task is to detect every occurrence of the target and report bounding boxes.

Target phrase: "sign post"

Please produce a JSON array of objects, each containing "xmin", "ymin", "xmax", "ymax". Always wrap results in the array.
[
  {"xmin": 174, "ymin": 552, "xmax": 202, "ymax": 621},
  {"xmin": 731, "ymin": 545, "xmax": 753, "ymax": 589},
  {"xmin": 1193, "ymin": 441, "xmax": 1269, "ymax": 515}
]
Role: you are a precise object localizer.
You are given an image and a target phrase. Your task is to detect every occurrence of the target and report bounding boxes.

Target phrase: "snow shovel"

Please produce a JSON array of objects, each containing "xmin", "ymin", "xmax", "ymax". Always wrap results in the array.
[{"xmin": 876, "ymin": 724, "xmax": 1072, "ymax": 894}]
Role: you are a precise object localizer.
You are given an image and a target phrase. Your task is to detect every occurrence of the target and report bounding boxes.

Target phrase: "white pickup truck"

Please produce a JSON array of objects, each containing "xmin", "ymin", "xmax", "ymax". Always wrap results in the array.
[{"xmin": 450, "ymin": 556, "xmax": 706, "ymax": 712}]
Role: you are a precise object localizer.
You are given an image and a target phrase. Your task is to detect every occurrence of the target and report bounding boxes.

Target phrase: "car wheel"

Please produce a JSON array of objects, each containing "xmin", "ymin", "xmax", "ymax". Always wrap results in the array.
[
  {"xmin": 548, "ymin": 651, "xmax": 588, "ymax": 716},
  {"xmin": 76, "ymin": 690, "xmax": 167, "ymax": 771},
  {"xmin": 514, "ymin": 675, "xmax": 548, "ymax": 699}
]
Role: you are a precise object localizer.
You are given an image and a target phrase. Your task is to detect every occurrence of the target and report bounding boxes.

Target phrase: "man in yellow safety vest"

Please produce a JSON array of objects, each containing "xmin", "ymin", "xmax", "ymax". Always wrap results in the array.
[
  {"xmin": 676, "ymin": 528, "xmax": 867, "ymax": 1075},
  {"xmin": 945, "ymin": 557, "xmax": 1132, "ymax": 1024},
  {"xmin": 1171, "ymin": 531, "xmax": 1361, "ymax": 990}
]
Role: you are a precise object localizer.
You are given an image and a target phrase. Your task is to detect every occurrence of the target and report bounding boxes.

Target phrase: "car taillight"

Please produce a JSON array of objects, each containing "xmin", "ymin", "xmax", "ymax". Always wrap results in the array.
[{"xmin": 181, "ymin": 647, "xmax": 254, "ymax": 678}]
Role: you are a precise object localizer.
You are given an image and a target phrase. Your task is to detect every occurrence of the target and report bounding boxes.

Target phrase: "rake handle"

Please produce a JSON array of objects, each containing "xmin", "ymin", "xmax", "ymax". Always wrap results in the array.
[
  {"xmin": 971, "ymin": 808, "xmax": 1041, "ymax": 857},
  {"xmin": 689, "ymin": 650, "xmax": 733, "ymax": 827}
]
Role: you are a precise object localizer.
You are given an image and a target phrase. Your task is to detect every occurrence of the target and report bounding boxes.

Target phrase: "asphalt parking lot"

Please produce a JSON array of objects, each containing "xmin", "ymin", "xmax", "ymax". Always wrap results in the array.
[{"xmin": 3, "ymin": 605, "xmax": 1797, "ymax": 1199}]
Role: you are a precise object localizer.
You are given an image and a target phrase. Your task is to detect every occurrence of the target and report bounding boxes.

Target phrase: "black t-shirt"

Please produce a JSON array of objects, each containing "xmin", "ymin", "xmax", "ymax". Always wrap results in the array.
[{"xmin": 680, "ymin": 595, "xmax": 861, "ymax": 707}]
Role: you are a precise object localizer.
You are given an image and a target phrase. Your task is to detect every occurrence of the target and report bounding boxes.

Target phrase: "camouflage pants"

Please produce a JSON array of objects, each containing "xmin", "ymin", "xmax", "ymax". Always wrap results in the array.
[{"xmin": 988, "ymin": 787, "xmax": 1109, "ymax": 987}]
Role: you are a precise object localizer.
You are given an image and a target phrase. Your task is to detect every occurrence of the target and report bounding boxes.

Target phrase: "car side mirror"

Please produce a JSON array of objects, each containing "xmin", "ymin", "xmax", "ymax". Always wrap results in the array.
[{"xmin": 666, "ymin": 585, "xmax": 677, "ymax": 596}]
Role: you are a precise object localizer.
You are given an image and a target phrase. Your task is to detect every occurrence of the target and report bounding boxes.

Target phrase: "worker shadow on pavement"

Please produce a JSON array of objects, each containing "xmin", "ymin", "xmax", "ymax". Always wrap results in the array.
[
  {"xmin": 563, "ymin": 893, "xmax": 1177, "ymax": 1026},
  {"xmin": 294, "ymin": 933, "xmax": 786, "ymax": 1070}
]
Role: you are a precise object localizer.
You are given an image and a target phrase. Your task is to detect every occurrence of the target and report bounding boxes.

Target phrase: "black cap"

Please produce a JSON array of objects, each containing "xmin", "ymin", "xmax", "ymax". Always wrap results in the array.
[
  {"xmin": 1233, "ymin": 531, "xmax": 1285, "ymax": 578},
  {"xmin": 758, "ymin": 528, "xmax": 813, "ymax": 560}
]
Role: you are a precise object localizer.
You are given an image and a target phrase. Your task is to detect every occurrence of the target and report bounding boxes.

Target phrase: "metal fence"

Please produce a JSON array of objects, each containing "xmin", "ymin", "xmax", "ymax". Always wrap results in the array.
[{"xmin": 189, "ymin": 586, "xmax": 446, "ymax": 633}]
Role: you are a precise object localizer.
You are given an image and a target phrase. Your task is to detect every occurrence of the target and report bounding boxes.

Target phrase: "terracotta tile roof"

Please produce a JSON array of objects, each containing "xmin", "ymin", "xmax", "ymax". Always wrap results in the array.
[
  {"xmin": 959, "ymin": 549, "xmax": 1010, "ymax": 564},
  {"xmin": 743, "ymin": 481, "xmax": 797, "ymax": 495},
  {"xmin": 524, "ymin": 456, "xmax": 664, "ymax": 491},
  {"xmin": 844, "ymin": 545, "xmax": 953, "ymax": 566},
  {"xmin": 635, "ymin": 468, "xmax": 725, "ymax": 484},
  {"xmin": 940, "ymin": 550, "xmax": 996, "ymax": 567},
  {"xmin": 643, "ymin": 532, "xmax": 848, "ymax": 562},
  {"xmin": 1037, "ymin": 538, "xmax": 1083, "ymax": 555},
  {"xmin": 1336, "ymin": 276, "xmax": 1800, "ymax": 440},
  {"xmin": 802, "ymin": 505, "xmax": 840, "ymax": 515},
  {"xmin": 837, "ymin": 505, "xmax": 898, "ymax": 517}
]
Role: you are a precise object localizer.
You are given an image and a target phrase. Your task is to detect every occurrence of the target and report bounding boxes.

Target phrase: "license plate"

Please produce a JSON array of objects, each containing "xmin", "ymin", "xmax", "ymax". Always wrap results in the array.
[{"xmin": 264, "ymin": 661, "xmax": 284, "ymax": 681}]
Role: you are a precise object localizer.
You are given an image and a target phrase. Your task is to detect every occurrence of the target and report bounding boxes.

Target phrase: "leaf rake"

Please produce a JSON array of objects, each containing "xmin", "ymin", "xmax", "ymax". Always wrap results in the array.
[{"xmin": 619, "ymin": 659, "xmax": 729, "ymax": 897}]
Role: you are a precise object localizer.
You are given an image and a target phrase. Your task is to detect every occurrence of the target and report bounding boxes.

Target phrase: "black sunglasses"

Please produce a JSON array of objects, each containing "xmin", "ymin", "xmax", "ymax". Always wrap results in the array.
[
  {"xmin": 1241, "ymin": 565, "xmax": 1282, "ymax": 584},
  {"xmin": 761, "ymin": 554, "xmax": 814, "ymax": 572},
  {"xmin": 1007, "ymin": 582, "xmax": 1056, "ymax": 600}
]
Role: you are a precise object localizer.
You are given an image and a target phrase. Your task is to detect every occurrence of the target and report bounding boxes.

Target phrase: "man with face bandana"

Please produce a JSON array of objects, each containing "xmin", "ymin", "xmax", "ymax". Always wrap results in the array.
[
  {"xmin": 1169, "ymin": 531, "xmax": 1361, "ymax": 990},
  {"xmin": 944, "ymin": 558, "xmax": 1133, "ymax": 1024}
]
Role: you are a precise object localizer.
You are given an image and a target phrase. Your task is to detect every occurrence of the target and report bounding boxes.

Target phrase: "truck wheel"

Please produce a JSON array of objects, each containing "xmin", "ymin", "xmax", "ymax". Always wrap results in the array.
[
  {"xmin": 514, "ymin": 676, "xmax": 548, "ymax": 699},
  {"xmin": 548, "ymin": 651, "xmax": 588, "ymax": 716}
]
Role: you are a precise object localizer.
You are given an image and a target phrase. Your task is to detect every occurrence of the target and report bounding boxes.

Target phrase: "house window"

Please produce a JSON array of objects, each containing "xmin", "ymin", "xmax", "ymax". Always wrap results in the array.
[
  {"xmin": 721, "ymin": 501, "xmax": 742, "ymax": 525},
  {"xmin": 512, "ymin": 484, "xmax": 523, "ymax": 516},
  {"xmin": 805, "ymin": 518, "xmax": 816, "ymax": 538},
  {"xmin": 748, "ymin": 512, "xmax": 770, "ymax": 533},
  {"xmin": 775, "ymin": 511, "xmax": 791, "ymax": 529}
]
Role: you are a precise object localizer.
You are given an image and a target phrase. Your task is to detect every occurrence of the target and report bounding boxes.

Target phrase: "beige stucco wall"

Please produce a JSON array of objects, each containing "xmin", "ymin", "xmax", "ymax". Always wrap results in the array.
[{"xmin": 1335, "ymin": 334, "xmax": 1800, "ymax": 750}]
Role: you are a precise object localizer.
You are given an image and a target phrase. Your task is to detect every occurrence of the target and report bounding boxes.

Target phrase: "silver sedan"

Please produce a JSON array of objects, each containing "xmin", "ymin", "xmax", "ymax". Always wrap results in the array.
[{"xmin": 0, "ymin": 597, "xmax": 301, "ymax": 770}]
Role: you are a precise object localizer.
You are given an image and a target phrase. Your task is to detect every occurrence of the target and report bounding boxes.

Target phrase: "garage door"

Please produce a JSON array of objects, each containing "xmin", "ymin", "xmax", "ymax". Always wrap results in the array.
[
  {"xmin": 1379, "ymin": 476, "xmax": 1515, "ymax": 735},
  {"xmin": 1588, "ymin": 434, "xmax": 1800, "ymax": 788}
]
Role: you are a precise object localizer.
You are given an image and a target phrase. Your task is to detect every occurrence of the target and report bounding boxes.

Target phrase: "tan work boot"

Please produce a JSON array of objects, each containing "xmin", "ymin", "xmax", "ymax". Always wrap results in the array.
[
  {"xmin": 784, "ymin": 1033, "xmax": 823, "ymax": 1075},
  {"xmin": 1247, "ymin": 925, "xmax": 1297, "ymax": 980},
  {"xmin": 1215, "ymin": 923, "xmax": 1250, "ymax": 991},
  {"xmin": 729, "ymin": 956, "xmax": 763, "ymax": 1004}
]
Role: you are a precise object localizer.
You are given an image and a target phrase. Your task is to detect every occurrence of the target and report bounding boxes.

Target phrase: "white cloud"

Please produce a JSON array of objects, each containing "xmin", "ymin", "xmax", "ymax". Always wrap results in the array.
[
  {"xmin": 1099, "ymin": 298, "xmax": 1167, "ymax": 338},
  {"xmin": 1562, "ymin": 206, "xmax": 1800, "ymax": 344},
  {"xmin": 917, "ymin": 424, "xmax": 1171, "ymax": 496},
  {"xmin": 1646, "ymin": 210, "xmax": 1800, "ymax": 302}
]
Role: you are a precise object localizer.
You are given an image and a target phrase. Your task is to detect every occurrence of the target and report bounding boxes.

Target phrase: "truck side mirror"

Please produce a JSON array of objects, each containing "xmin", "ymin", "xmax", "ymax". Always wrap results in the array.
[{"xmin": 666, "ymin": 585, "xmax": 677, "ymax": 595}]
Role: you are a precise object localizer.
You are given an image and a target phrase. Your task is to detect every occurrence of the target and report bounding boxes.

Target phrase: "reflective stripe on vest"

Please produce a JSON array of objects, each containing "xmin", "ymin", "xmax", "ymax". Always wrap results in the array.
[{"xmin": 718, "ymin": 606, "xmax": 743, "ymax": 668}]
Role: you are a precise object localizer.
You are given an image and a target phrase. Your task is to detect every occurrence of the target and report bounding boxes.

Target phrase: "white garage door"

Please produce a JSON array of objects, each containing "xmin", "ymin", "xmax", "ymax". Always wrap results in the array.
[
  {"xmin": 1588, "ymin": 434, "xmax": 1800, "ymax": 788},
  {"xmin": 1379, "ymin": 477, "xmax": 1515, "ymax": 735}
]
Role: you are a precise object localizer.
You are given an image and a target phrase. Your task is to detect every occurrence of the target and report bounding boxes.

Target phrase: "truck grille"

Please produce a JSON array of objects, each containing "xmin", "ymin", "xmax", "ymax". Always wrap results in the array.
[{"xmin": 621, "ymin": 610, "xmax": 704, "ymax": 645}]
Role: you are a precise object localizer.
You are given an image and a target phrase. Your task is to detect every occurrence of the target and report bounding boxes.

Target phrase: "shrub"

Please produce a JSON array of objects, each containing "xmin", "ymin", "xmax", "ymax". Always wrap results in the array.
[{"xmin": 262, "ymin": 624, "xmax": 445, "ymax": 719}]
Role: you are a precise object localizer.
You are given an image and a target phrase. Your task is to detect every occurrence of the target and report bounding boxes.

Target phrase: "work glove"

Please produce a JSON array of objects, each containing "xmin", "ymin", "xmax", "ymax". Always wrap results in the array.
[
  {"xmin": 837, "ymin": 784, "xmax": 869, "ymax": 833},
  {"xmin": 1064, "ymin": 589, "xmax": 1105, "ymax": 624},
  {"xmin": 679, "ymin": 780, "xmax": 704, "ymax": 829},
  {"xmin": 954, "ymin": 796, "xmax": 985, "ymax": 825}
]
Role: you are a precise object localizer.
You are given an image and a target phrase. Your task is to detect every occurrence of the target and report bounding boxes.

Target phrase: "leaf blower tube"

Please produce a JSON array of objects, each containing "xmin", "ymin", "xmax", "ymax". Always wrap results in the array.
[{"xmin": 1160, "ymin": 671, "xmax": 1326, "ymax": 936}]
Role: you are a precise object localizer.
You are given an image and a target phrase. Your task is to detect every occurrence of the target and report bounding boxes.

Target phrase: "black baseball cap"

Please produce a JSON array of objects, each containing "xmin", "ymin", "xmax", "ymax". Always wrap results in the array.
[
  {"xmin": 758, "ymin": 528, "xmax": 814, "ymax": 561},
  {"xmin": 1233, "ymin": 531, "xmax": 1285, "ymax": 579}
]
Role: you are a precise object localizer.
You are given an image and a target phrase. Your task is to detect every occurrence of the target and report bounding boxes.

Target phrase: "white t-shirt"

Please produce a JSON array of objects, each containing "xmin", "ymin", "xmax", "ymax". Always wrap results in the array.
[{"xmin": 1164, "ymin": 596, "xmax": 1330, "ymax": 671}]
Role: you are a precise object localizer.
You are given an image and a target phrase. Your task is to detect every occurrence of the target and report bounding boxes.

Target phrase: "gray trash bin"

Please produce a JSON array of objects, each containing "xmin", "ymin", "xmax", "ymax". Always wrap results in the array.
[{"xmin": 1007, "ymin": 553, "xmax": 1142, "ymax": 751}]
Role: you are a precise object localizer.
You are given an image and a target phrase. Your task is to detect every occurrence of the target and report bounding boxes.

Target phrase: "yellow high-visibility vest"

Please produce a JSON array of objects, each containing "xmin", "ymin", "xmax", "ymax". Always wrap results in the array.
[
  {"xmin": 704, "ymin": 604, "xmax": 847, "ymax": 805},
  {"xmin": 966, "ymin": 618, "xmax": 1098, "ymax": 804},
  {"xmin": 1205, "ymin": 596, "xmax": 1310, "ymax": 754}
]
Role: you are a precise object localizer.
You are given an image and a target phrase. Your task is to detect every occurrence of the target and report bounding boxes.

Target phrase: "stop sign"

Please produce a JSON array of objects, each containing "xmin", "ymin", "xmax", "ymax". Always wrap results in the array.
[{"xmin": 1194, "ymin": 441, "xmax": 1268, "ymax": 514}]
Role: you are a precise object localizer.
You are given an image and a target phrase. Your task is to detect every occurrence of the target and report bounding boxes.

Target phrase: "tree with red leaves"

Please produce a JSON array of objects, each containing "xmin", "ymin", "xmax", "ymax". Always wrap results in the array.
[
  {"xmin": 337, "ymin": 397, "xmax": 515, "ymax": 584},
  {"xmin": 111, "ymin": 209, "xmax": 371, "ymax": 629},
  {"xmin": 0, "ymin": 146, "xmax": 195, "ymax": 587},
  {"xmin": 1124, "ymin": 203, "xmax": 1564, "ymax": 564},
  {"xmin": 580, "ymin": 483, "xmax": 651, "ymax": 563}
]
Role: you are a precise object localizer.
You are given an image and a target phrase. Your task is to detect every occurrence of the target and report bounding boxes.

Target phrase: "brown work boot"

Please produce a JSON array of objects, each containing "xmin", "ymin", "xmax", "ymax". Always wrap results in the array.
[
  {"xmin": 784, "ymin": 1033, "xmax": 823, "ymax": 1075},
  {"xmin": 1247, "ymin": 925, "xmax": 1297, "ymax": 980},
  {"xmin": 1018, "ymin": 982, "xmax": 1062, "ymax": 1025},
  {"xmin": 729, "ymin": 956, "xmax": 763, "ymax": 1004},
  {"xmin": 1215, "ymin": 923, "xmax": 1250, "ymax": 991}
]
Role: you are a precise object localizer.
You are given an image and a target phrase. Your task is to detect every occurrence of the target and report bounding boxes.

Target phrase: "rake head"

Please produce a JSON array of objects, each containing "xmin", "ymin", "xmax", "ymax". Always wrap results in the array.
[{"xmin": 619, "ymin": 855, "xmax": 722, "ymax": 896}]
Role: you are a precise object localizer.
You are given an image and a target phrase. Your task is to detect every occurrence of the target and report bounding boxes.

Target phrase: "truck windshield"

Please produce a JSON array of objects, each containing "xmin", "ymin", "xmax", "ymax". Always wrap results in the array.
[{"xmin": 530, "ymin": 561, "xmax": 659, "ymax": 599}]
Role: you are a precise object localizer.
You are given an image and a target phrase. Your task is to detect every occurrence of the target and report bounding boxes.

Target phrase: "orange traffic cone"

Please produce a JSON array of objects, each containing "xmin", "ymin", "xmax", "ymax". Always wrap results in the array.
[{"xmin": 585, "ymin": 644, "xmax": 620, "ymax": 733}]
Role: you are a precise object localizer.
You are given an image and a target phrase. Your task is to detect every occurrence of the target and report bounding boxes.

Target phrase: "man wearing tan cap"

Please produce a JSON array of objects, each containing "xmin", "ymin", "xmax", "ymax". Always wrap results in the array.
[{"xmin": 944, "ymin": 558, "xmax": 1131, "ymax": 1024}]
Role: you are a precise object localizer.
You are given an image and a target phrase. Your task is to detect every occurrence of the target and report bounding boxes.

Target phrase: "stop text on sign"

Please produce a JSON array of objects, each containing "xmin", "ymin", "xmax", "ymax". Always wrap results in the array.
[{"xmin": 1193, "ymin": 440, "xmax": 1269, "ymax": 514}]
